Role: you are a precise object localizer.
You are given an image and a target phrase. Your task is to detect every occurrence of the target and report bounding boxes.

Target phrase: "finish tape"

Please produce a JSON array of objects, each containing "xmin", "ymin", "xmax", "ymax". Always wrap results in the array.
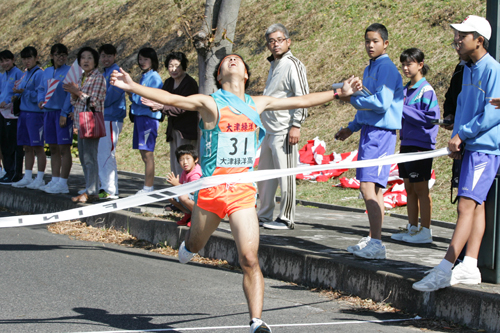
[{"xmin": 0, "ymin": 147, "xmax": 450, "ymax": 228}]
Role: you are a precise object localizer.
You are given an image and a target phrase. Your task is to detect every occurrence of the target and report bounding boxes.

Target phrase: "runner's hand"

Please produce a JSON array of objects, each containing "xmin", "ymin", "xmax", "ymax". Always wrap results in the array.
[{"xmin": 110, "ymin": 68, "xmax": 136, "ymax": 92}]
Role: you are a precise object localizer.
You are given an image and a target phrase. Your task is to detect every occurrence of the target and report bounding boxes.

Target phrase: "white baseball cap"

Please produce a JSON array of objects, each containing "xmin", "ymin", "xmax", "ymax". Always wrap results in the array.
[{"xmin": 450, "ymin": 15, "xmax": 492, "ymax": 40}]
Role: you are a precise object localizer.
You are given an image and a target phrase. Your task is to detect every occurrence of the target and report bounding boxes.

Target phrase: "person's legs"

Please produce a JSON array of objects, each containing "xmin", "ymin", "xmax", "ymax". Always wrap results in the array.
[
  {"xmin": 178, "ymin": 194, "xmax": 194, "ymax": 212},
  {"xmin": 140, "ymin": 150, "xmax": 155, "ymax": 187},
  {"xmin": 59, "ymin": 144, "xmax": 72, "ymax": 179},
  {"xmin": 229, "ymin": 207, "xmax": 264, "ymax": 320},
  {"xmin": 414, "ymin": 181, "xmax": 432, "ymax": 229},
  {"xmin": 98, "ymin": 120, "xmax": 122, "ymax": 196},
  {"xmin": 276, "ymin": 133, "xmax": 297, "ymax": 225},
  {"xmin": 33, "ymin": 146, "xmax": 46, "ymax": 172},
  {"xmin": 185, "ymin": 205, "xmax": 222, "ymax": 253},
  {"xmin": 404, "ymin": 180, "xmax": 419, "ymax": 227},
  {"xmin": 24, "ymin": 146, "xmax": 35, "ymax": 172},
  {"xmin": 49, "ymin": 144, "xmax": 61, "ymax": 178},
  {"xmin": 359, "ymin": 181, "xmax": 384, "ymax": 240},
  {"xmin": 257, "ymin": 134, "xmax": 278, "ymax": 223}
]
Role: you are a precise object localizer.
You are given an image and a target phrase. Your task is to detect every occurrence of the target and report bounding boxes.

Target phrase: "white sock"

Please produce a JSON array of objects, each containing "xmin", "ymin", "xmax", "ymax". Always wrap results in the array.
[
  {"xmin": 143, "ymin": 185, "xmax": 154, "ymax": 192},
  {"xmin": 25, "ymin": 170, "xmax": 33, "ymax": 179},
  {"xmin": 463, "ymin": 256, "xmax": 478, "ymax": 268},
  {"xmin": 437, "ymin": 259, "xmax": 453, "ymax": 273},
  {"xmin": 59, "ymin": 178, "xmax": 68, "ymax": 186},
  {"xmin": 52, "ymin": 177, "xmax": 60, "ymax": 184},
  {"xmin": 36, "ymin": 172, "xmax": 44, "ymax": 180},
  {"xmin": 370, "ymin": 238, "xmax": 382, "ymax": 245}
]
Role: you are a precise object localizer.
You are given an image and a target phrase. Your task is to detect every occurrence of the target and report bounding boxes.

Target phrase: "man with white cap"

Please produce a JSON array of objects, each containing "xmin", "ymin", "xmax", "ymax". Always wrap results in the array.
[{"xmin": 413, "ymin": 15, "xmax": 500, "ymax": 292}]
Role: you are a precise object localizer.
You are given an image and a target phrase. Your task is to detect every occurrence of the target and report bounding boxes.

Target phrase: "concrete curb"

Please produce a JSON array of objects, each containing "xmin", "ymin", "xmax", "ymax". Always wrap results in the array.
[{"xmin": 1, "ymin": 187, "xmax": 499, "ymax": 331}]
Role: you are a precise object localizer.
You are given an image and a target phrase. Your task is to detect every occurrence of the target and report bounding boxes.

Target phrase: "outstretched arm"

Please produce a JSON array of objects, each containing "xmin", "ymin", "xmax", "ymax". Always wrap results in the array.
[
  {"xmin": 252, "ymin": 76, "xmax": 359, "ymax": 114},
  {"xmin": 110, "ymin": 68, "xmax": 215, "ymax": 116}
]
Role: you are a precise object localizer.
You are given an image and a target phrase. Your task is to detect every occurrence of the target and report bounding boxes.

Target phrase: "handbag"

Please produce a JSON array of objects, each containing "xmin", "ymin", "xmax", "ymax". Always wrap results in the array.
[{"xmin": 78, "ymin": 97, "xmax": 106, "ymax": 139}]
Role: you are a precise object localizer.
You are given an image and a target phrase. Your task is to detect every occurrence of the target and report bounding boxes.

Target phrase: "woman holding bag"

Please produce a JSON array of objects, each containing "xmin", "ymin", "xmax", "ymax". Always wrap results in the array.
[{"xmin": 63, "ymin": 46, "xmax": 106, "ymax": 203}]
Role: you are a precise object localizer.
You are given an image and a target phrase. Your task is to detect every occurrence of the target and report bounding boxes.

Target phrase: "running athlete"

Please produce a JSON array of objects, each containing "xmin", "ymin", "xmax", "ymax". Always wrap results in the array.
[{"xmin": 110, "ymin": 54, "xmax": 359, "ymax": 333}]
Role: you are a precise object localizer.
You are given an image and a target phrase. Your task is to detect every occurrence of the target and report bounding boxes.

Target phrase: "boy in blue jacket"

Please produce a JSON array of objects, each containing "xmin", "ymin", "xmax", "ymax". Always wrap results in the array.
[
  {"xmin": 414, "ymin": 15, "xmax": 500, "ymax": 292},
  {"xmin": 335, "ymin": 23, "xmax": 404, "ymax": 260},
  {"xmin": 97, "ymin": 44, "xmax": 126, "ymax": 199},
  {"xmin": 0, "ymin": 50, "xmax": 24, "ymax": 184}
]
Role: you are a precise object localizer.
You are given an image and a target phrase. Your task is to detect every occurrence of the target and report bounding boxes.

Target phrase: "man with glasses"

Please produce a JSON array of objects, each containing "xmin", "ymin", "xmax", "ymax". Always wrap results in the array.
[{"xmin": 258, "ymin": 23, "xmax": 309, "ymax": 230}]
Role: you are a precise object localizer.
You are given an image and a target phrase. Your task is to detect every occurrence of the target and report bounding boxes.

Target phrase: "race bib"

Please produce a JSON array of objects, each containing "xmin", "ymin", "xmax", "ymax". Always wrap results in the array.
[{"xmin": 217, "ymin": 131, "xmax": 255, "ymax": 168}]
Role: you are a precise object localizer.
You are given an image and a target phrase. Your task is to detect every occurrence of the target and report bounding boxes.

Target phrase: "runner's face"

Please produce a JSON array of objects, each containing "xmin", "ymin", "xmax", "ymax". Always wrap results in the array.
[
  {"xmin": 100, "ymin": 52, "xmax": 116, "ymax": 68},
  {"xmin": 178, "ymin": 154, "xmax": 197, "ymax": 173},
  {"xmin": 365, "ymin": 31, "xmax": 388, "ymax": 59},
  {"xmin": 266, "ymin": 31, "xmax": 291, "ymax": 59},
  {"xmin": 168, "ymin": 59, "xmax": 185, "ymax": 79},
  {"xmin": 0, "ymin": 58, "xmax": 14, "ymax": 71},
  {"xmin": 218, "ymin": 56, "xmax": 247, "ymax": 82},
  {"xmin": 138, "ymin": 55, "xmax": 152, "ymax": 71}
]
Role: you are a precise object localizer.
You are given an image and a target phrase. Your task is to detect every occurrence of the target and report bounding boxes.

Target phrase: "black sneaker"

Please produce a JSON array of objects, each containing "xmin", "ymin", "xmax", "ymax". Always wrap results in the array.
[
  {"xmin": 0, "ymin": 174, "xmax": 16, "ymax": 185},
  {"xmin": 250, "ymin": 318, "xmax": 272, "ymax": 333}
]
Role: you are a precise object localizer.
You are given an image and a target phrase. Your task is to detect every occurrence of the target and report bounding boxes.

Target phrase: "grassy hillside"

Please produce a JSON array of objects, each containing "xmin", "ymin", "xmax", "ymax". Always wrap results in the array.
[{"xmin": 0, "ymin": 0, "xmax": 487, "ymax": 222}]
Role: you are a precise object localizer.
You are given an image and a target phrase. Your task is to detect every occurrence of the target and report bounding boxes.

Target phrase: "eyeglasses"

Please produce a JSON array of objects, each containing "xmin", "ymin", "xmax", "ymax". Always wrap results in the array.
[{"xmin": 267, "ymin": 38, "xmax": 288, "ymax": 45}]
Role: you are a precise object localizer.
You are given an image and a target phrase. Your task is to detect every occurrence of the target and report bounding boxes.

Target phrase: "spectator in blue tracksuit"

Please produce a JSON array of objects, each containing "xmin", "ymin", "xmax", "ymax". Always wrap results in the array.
[
  {"xmin": 97, "ymin": 44, "xmax": 126, "ymax": 200},
  {"xmin": 0, "ymin": 50, "xmax": 24, "ymax": 184},
  {"xmin": 130, "ymin": 47, "xmax": 163, "ymax": 194},
  {"xmin": 414, "ymin": 15, "xmax": 500, "ymax": 292},
  {"xmin": 36, "ymin": 43, "xmax": 74, "ymax": 194},
  {"xmin": 335, "ymin": 23, "xmax": 403, "ymax": 260},
  {"xmin": 11, "ymin": 46, "xmax": 45, "ymax": 190}
]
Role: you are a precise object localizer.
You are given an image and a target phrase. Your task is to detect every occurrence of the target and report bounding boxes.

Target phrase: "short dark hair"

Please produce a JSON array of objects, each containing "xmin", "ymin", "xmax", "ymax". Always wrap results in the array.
[
  {"xmin": 77, "ymin": 46, "xmax": 99, "ymax": 68},
  {"xmin": 213, "ymin": 54, "xmax": 251, "ymax": 90},
  {"xmin": 400, "ymin": 48, "xmax": 429, "ymax": 76},
  {"xmin": 365, "ymin": 23, "xmax": 389, "ymax": 42},
  {"xmin": 138, "ymin": 47, "xmax": 159, "ymax": 71},
  {"xmin": 165, "ymin": 52, "xmax": 188, "ymax": 71},
  {"xmin": 50, "ymin": 43, "xmax": 68, "ymax": 67},
  {"xmin": 20, "ymin": 46, "xmax": 38, "ymax": 59},
  {"xmin": 98, "ymin": 44, "xmax": 117, "ymax": 55},
  {"xmin": 175, "ymin": 144, "xmax": 198, "ymax": 162},
  {"xmin": 0, "ymin": 50, "xmax": 15, "ymax": 61},
  {"xmin": 473, "ymin": 32, "xmax": 489, "ymax": 51}
]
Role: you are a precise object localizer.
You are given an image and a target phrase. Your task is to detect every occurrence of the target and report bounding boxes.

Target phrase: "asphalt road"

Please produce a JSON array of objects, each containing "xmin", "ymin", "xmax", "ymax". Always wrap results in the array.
[{"xmin": 0, "ymin": 211, "xmax": 444, "ymax": 333}]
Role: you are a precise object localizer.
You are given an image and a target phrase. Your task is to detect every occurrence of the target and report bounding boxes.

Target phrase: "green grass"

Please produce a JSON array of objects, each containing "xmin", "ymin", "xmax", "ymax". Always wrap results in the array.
[{"xmin": 2, "ymin": 0, "xmax": 486, "ymax": 223}]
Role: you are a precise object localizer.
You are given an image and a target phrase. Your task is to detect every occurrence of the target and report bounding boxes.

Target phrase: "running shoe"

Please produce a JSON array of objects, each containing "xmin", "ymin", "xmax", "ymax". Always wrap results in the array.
[
  {"xmin": 98, "ymin": 190, "xmax": 118, "ymax": 200},
  {"xmin": 347, "ymin": 236, "xmax": 370, "ymax": 254},
  {"xmin": 250, "ymin": 318, "xmax": 272, "ymax": 333},
  {"xmin": 0, "ymin": 168, "xmax": 6, "ymax": 179},
  {"xmin": 12, "ymin": 177, "xmax": 33, "ymax": 188},
  {"xmin": 136, "ymin": 188, "xmax": 154, "ymax": 195},
  {"xmin": 391, "ymin": 224, "xmax": 418, "ymax": 241},
  {"xmin": 178, "ymin": 241, "xmax": 195, "ymax": 264},
  {"xmin": 402, "ymin": 227, "xmax": 433, "ymax": 244},
  {"xmin": 40, "ymin": 179, "xmax": 57, "ymax": 192},
  {"xmin": 451, "ymin": 262, "xmax": 481, "ymax": 285},
  {"xmin": 177, "ymin": 214, "xmax": 191, "ymax": 226},
  {"xmin": 45, "ymin": 182, "xmax": 70, "ymax": 194},
  {"xmin": 0, "ymin": 174, "xmax": 20, "ymax": 185},
  {"xmin": 412, "ymin": 266, "xmax": 451, "ymax": 292},
  {"xmin": 26, "ymin": 178, "xmax": 45, "ymax": 190},
  {"xmin": 263, "ymin": 218, "xmax": 294, "ymax": 230},
  {"xmin": 353, "ymin": 241, "xmax": 386, "ymax": 259}
]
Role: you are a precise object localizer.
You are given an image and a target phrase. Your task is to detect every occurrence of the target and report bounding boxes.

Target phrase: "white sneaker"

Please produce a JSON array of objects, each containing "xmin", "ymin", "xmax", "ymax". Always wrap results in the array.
[
  {"xmin": 353, "ymin": 241, "xmax": 386, "ymax": 259},
  {"xmin": 178, "ymin": 241, "xmax": 195, "ymax": 264},
  {"xmin": 402, "ymin": 227, "xmax": 433, "ymax": 244},
  {"xmin": 26, "ymin": 178, "xmax": 45, "ymax": 190},
  {"xmin": 263, "ymin": 219, "xmax": 294, "ymax": 230},
  {"xmin": 135, "ymin": 188, "xmax": 153, "ymax": 195},
  {"xmin": 250, "ymin": 318, "xmax": 272, "ymax": 333},
  {"xmin": 412, "ymin": 266, "xmax": 451, "ymax": 292},
  {"xmin": 45, "ymin": 181, "xmax": 70, "ymax": 194},
  {"xmin": 347, "ymin": 237, "xmax": 370, "ymax": 253},
  {"xmin": 0, "ymin": 168, "xmax": 6, "ymax": 179},
  {"xmin": 40, "ymin": 179, "xmax": 57, "ymax": 192},
  {"xmin": 451, "ymin": 262, "xmax": 481, "ymax": 285},
  {"xmin": 391, "ymin": 224, "xmax": 418, "ymax": 241},
  {"xmin": 12, "ymin": 177, "xmax": 33, "ymax": 188}
]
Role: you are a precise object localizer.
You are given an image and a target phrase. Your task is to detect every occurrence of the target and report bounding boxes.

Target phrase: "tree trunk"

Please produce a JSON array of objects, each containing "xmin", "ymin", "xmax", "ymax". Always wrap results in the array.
[{"xmin": 193, "ymin": 0, "xmax": 241, "ymax": 95}]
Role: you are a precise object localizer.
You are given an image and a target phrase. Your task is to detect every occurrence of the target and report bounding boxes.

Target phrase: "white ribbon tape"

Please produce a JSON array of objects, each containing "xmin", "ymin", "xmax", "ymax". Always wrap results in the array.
[{"xmin": 0, "ymin": 148, "xmax": 450, "ymax": 228}]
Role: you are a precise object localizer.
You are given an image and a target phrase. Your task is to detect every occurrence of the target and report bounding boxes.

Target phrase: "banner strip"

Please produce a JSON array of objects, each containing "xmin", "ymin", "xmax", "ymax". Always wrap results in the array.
[{"xmin": 0, "ymin": 148, "xmax": 450, "ymax": 228}]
